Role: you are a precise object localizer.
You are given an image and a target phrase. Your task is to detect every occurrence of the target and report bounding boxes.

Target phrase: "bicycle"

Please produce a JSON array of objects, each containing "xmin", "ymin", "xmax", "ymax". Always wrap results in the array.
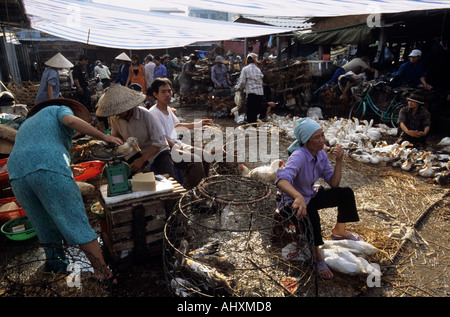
[{"xmin": 348, "ymin": 81, "xmax": 410, "ymax": 128}]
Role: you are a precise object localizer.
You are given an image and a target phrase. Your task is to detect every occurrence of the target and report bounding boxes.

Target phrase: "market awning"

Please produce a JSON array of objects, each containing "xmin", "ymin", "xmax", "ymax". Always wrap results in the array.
[
  {"xmin": 22, "ymin": 0, "xmax": 295, "ymax": 49},
  {"xmin": 295, "ymin": 23, "xmax": 377, "ymax": 45},
  {"xmin": 163, "ymin": 0, "xmax": 450, "ymax": 17}
]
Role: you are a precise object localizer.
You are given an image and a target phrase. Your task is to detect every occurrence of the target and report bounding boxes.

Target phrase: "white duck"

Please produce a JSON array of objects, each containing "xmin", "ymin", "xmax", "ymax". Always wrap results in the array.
[
  {"xmin": 401, "ymin": 157, "xmax": 414, "ymax": 171},
  {"xmin": 441, "ymin": 146, "xmax": 450, "ymax": 153},
  {"xmin": 319, "ymin": 240, "xmax": 381, "ymax": 276},
  {"xmin": 437, "ymin": 137, "xmax": 450, "ymax": 147},
  {"xmin": 116, "ymin": 137, "xmax": 141, "ymax": 156},
  {"xmin": 418, "ymin": 162, "xmax": 435, "ymax": 178},
  {"xmin": 364, "ymin": 126, "xmax": 382, "ymax": 141},
  {"xmin": 238, "ymin": 159, "xmax": 284, "ymax": 184},
  {"xmin": 376, "ymin": 123, "xmax": 398, "ymax": 136},
  {"xmin": 368, "ymin": 150, "xmax": 390, "ymax": 165},
  {"xmin": 349, "ymin": 149, "xmax": 372, "ymax": 164}
]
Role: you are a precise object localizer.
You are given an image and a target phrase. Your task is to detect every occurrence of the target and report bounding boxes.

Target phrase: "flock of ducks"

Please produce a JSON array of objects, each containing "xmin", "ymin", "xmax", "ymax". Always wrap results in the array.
[{"xmin": 266, "ymin": 114, "xmax": 450, "ymax": 185}]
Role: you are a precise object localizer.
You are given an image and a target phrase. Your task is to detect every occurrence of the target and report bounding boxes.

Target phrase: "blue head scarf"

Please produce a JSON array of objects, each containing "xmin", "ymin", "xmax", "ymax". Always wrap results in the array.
[{"xmin": 288, "ymin": 117, "xmax": 322, "ymax": 153}]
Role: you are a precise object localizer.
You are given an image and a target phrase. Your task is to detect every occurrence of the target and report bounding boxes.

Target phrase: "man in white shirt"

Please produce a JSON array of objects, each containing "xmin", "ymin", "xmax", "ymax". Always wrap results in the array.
[
  {"xmin": 93, "ymin": 60, "xmax": 111, "ymax": 88},
  {"xmin": 148, "ymin": 78, "xmax": 213, "ymax": 189},
  {"xmin": 235, "ymin": 53, "xmax": 265, "ymax": 123},
  {"xmin": 144, "ymin": 54, "xmax": 156, "ymax": 89}
]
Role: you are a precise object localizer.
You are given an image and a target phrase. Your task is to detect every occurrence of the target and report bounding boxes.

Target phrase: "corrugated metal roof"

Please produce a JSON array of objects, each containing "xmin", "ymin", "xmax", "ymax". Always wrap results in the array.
[
  {"xmin": 239, "ymin": 15, "xmax": 312, "ymax": 29},
  {"xmin": 0, "ymin": 0, "xmax": 30, "ymax": 28}
]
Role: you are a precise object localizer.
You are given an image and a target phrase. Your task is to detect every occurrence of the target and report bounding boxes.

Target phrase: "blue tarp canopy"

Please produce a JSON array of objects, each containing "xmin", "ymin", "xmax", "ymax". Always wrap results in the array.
[
  {"xmin": 23, "ymin": 0, "xmax": 450, "ymax": 49},
  {"xmin": 22, "ymin": 0, "xmax": 295, "ymax": 49}
]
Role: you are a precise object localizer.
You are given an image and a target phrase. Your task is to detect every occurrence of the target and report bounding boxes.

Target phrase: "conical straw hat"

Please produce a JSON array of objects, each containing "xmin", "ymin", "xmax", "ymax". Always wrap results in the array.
[
  {"xmin": 95, "ymin": 83, "xmax": 146, "ymax": 117},
  {"xmin": 115, "ymin": 52, "xmax": 132, "ymax": 62},
  {"xmin": 44, "ymin": 53, "xmax": 74, "ymax": 69}
]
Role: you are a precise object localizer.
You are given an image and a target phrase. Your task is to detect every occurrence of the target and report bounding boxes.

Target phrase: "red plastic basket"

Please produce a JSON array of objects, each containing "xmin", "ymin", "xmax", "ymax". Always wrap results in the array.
[
  {"xmin": 1, "ymin": 158, "xmax": 105, "ymax": 184},
  {"xmin": 0, "ymin": 197, "xmax": 26, "ymax": 225},
  {"xmin": 71, "ymin": 160, "xmax": 105, "ymax": 181},
  {"xmin": 0, "ymin": 158, "xmax": 9, "ymax": 189}
]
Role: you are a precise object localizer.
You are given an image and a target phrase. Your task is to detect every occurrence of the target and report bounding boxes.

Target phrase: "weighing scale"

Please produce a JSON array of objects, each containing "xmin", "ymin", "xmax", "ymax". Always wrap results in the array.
[
  {"xmin": 88, "ymin": 139, "xmax": 138, "ymax": 197},
  {"xmin": 102, "ymin": 158, "xmax": 132, "ymax": 197}
]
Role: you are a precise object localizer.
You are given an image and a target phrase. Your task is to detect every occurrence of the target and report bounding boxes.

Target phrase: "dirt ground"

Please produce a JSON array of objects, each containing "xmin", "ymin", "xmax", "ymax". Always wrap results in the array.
[
  {"xmin": 0, "ymin": 104, "xmax": 448, "ymax": 299},
  {"xmin": 172, "ymin": 105, "xmax": 450, "ymax": 298}
]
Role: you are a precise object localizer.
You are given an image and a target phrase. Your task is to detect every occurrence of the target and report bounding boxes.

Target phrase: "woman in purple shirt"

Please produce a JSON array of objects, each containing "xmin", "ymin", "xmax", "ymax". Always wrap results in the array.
[{"xmin": 276, "ymin": 118, "xmax": 361, "ymax": 279}]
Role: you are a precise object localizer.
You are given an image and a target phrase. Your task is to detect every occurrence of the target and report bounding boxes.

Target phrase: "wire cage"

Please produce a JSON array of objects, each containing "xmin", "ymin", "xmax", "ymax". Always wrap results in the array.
[{"xmin": 163, "ymin": 174, "xmax": 317, "ymax": 297}]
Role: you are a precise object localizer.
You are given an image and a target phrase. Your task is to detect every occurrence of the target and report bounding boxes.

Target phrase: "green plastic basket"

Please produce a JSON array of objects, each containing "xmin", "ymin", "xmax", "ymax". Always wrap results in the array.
[
  {"xmin": 1, "ymin": 216, "xmax": 36, "ymax": 241},
  {"xmin": 90, "ymin": 202, "xmax": 105, "ymax": 219}
]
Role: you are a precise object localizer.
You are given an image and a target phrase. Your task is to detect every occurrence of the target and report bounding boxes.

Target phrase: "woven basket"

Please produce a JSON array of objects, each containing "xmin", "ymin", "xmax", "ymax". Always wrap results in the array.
[{"xmin": 6, "ymin": 81, "xmax": 40, "ymax": 106}]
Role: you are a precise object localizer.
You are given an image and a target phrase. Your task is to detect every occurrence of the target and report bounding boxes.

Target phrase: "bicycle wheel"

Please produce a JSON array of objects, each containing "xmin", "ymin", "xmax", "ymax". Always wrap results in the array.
[
  {"xmin": 348, "ymin": 100, "xmax": 366, "ymax": 121},
  {"xmin": 390, "ymin": 102, "xmax": 405, "ymax": 128}
]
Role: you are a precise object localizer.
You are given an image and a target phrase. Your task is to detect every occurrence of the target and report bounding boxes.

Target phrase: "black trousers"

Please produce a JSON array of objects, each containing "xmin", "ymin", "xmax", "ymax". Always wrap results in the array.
[
  {"xmin": 281, "ymin": 187, "xmax": 359, "ymax": 246},
  {"xmin": 77, "ymin": 86, "xmax": 92, "ymax": 112},
  {"xmin": 246, "ymin": 93, "xmax": 264, "ymax": 123}
]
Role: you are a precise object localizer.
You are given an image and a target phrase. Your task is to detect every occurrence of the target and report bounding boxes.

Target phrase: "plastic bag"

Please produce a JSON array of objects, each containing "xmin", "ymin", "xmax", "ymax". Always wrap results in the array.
[{"xmin": 234, "ymin": 90, "xmax": 243, "ymax": 111}]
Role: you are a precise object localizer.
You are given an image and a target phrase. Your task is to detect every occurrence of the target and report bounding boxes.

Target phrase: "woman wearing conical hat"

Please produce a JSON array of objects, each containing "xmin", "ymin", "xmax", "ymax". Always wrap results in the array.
[
  {"xmin": 114, "ymin": 52, "xmax": 131, "ymax": 86},
  {"xmin": 35, "ymin": 53, "xmax": 74, "ymax": 105},
  {"xmin": 8, "ymin": 98, "xmax": 122, "ymax": 283}
]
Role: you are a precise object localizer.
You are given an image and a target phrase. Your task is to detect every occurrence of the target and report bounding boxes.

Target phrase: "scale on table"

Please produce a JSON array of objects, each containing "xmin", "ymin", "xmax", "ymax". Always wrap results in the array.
[
  {"xmin": 102, "ymin": 157, "xmax": 132, "ymax": 197},
  {"xmin": 88, "ymin": 138, "xmax": 139, "ymax": 197}
]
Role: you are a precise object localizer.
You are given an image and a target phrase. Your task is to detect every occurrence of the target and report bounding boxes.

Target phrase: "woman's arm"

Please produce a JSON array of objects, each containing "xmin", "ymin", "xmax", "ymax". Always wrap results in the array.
[
  {"xmin": 277, "ymin": 179, "xmax": 307, "ymax": 219},
  {"xmin": 47, "ymin": 84, "xmax": 54, "ymax": 99},
  {"xmin": 61, "ymin": 115, "xmax": 123, "ymax": 146},
  {"xmin": 327, "ymin": 144, "xmax": 344, "ymax": 188}
]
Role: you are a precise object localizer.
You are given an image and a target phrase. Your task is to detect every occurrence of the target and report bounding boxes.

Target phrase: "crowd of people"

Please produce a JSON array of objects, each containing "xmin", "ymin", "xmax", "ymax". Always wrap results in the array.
[{"xmin": 11, "ymin": 41, "xmax": 448, "ymax": 286}]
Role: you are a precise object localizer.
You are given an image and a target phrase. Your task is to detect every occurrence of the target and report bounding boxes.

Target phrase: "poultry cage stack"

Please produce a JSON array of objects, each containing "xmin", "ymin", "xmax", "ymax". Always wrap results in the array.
[{"xmin": 163, "ymin": 174, "xmax": 316, "ymax": 297}]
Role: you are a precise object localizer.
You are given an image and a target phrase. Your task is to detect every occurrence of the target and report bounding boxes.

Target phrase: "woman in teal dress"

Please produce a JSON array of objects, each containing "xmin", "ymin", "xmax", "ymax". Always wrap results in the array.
[{"xmin": 7, "ymin": 98, "xmax": 122, "ymax": 282}]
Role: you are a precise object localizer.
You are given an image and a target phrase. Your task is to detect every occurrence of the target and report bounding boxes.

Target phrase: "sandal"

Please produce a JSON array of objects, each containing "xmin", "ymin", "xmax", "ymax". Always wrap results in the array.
[
  {"xmin": 316, "ymin": 259, "xmax": 333, "ymax": 280},
  {"xmin": 330, "ymin": 232, "xmax": 363, "ymax": 241}
]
